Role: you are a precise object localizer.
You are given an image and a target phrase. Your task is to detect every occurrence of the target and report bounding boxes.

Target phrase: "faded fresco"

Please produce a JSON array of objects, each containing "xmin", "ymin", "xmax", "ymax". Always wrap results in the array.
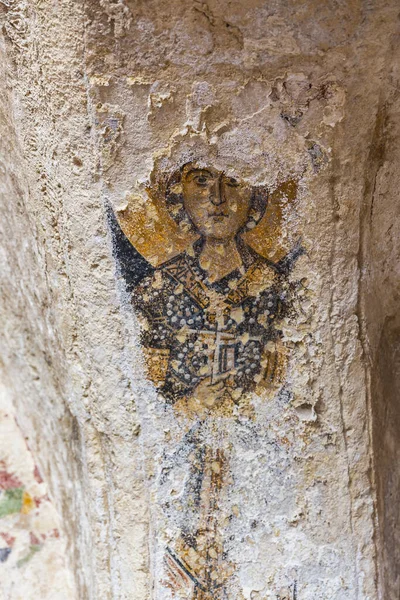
[
  {"xmin": 0, "ymin": 395, "xmax": 73, "ymax": 598},
  {"xmin": 111, "ymin": 161, "xmax": 304, "ymax": 599}
]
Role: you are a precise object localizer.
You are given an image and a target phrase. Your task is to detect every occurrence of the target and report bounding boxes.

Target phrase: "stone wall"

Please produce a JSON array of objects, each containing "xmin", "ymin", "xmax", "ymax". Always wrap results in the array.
[{"xmin": 0, "ymin": 1, "xmax": 399, "ymax": 599}]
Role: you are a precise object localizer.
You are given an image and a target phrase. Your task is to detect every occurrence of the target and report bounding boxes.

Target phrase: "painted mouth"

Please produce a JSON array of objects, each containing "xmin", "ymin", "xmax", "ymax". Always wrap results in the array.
[{"xmin": 209, "ymin": 213, "xmax": 228, "ymax": 221}]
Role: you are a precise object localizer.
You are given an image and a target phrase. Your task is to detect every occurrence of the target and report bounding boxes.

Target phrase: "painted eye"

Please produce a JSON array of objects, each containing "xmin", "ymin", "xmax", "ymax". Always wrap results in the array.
[
  {"xmin": 226, "ymin": 177, "xmax": 239, "ymax": 187},
  {"xmin": 194, "ymin": 175, "xmax": 210, "ymax": 186}
]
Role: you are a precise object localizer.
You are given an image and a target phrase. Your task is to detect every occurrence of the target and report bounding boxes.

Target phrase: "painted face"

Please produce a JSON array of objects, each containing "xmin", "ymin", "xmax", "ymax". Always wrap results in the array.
[{"xmin": 181, "ymin": 165, "xmax": 252, "ymax": 240}]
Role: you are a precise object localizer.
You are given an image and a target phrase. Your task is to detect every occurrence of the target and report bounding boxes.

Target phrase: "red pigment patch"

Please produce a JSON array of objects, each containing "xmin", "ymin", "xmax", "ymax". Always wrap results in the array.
[
  {"xmin": 0, "ymin": 470, "xmax": 23, "ymax": 490},
  {"xmin": 37, "ymin": 493, "xmax": 50, "ymax": 504},
  {"xmin": 0, "ymin": 532, "xmax": 16, "ymax": 546},
  {"xmin": 30, "ymin": 532, "xmax": 41, "ymax": 546},
  {"xmin": 33, "ymin": 465, "xmax": 43, "ymax": 484},
  {"xmin": 33, "ymin": 495, "xmax": 45, "ymax": 507}
]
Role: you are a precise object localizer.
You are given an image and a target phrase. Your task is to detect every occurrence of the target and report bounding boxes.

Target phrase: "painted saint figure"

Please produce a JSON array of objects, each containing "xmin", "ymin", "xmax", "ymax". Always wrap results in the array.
[
  {"xmin": 111, "ymin": 161, "xmax": 303, "ymax": 599},
  {"xmin": 128, "ymin": 162, "xmax": 302, "ymax": 413}
]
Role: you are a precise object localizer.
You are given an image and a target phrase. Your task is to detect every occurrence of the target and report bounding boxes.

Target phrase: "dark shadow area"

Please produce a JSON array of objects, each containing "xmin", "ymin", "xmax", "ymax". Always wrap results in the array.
[{"xmin": 371, "ymin": 317, "xmax": 400, "ymax": 598}]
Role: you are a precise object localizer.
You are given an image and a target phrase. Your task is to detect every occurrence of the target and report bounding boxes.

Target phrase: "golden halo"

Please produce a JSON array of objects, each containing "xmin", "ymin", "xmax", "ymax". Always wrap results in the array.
[{"xmin": 114, "ymin": 179, "xmax": 298, "ymax": 267}]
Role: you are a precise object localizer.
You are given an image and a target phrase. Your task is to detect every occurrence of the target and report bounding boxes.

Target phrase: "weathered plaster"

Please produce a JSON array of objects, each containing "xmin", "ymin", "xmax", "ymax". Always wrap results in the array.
[{"xmin": 0, "ymin": 1, "xmax": 399, "ymax": 598}]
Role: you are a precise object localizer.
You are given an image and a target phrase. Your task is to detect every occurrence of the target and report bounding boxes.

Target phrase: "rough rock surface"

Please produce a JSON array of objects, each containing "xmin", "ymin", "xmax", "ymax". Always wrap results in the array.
[{"xmin": 0, "ymin": 1, "xmax": 399, "ymax": 599}]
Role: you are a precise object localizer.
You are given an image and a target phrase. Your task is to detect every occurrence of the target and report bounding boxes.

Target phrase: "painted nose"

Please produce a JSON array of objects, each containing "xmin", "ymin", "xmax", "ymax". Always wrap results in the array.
[{"xmin": 210, "ymin": 177, "xmax": 226, "ymax": 206}]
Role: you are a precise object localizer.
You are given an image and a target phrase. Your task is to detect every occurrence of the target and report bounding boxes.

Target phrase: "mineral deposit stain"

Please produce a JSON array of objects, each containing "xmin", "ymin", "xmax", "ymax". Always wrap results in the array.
[{"xmin": 112, "ymin": 161, "xmax": 304, "ymax": 599}]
